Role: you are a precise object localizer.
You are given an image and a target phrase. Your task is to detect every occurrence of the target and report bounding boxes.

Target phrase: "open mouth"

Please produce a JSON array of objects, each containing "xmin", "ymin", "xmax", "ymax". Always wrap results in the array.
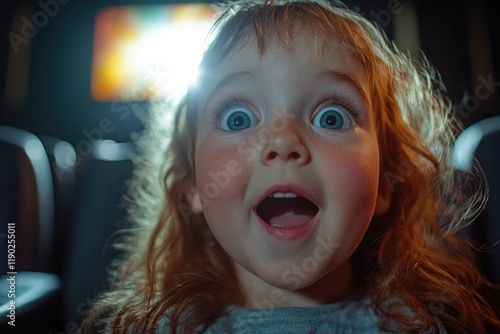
[{"xmin": 256, "ymin": 192, "xmax": 319, "ymax": 228}]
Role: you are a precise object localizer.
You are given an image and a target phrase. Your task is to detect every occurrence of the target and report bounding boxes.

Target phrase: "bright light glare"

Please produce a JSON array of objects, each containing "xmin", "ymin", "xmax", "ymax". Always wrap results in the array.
[{"xmin": 91, "ymin": 4, "xmax": 217, "ymax": 102}]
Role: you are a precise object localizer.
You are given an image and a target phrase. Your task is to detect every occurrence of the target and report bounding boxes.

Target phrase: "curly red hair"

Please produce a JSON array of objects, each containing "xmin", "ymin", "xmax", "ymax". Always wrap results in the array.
[{"xmin": 80, "ymin": 1, "xmax": 500, "ymax": 333}]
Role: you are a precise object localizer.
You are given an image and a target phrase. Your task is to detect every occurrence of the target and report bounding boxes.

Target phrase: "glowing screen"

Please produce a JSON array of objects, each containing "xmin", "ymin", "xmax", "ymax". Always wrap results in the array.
[{"xmin": 91, "ymin": 4, "xmax": 217, "ymax": 102}]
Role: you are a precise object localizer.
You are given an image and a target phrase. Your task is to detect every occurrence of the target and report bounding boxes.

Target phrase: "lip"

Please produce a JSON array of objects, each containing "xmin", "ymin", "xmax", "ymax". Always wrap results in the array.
[
  {"xmin": 256, "ymin": 184, "xmax": 318, "ymax": 207},
  {"xmin": 254, "ymin": 184, "xmax": 319, "ymax": 241}
]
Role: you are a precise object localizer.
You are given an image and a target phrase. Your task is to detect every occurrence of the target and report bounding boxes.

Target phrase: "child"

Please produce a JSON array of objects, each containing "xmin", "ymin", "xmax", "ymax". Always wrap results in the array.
[{"xmin": 81, "ymin": 0, "xmax": 500, "ymax": 333}]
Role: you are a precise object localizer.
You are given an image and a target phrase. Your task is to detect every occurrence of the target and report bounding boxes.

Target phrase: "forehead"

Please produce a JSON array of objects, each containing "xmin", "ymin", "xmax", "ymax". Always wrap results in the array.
[
  {"xmin": 220, "ymin": 31, "xmax": 358, "ymax": 71},
  {"xmin": 197, "ymin": 31, "xmax": 369, "ymax": 106}
]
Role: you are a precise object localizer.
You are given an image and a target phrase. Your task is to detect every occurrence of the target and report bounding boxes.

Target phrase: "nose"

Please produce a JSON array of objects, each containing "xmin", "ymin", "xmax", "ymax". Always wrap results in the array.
[{"xmin": 260, "ymin": 126, "xmax": 310, "ymax": 165}]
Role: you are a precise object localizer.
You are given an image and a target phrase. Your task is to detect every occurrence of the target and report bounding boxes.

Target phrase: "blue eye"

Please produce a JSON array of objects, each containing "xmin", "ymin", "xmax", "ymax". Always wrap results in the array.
[
  {"xmin": 312, "ymin": 106, "xmax": 354, "ymax": 130},
  {"xmin": 219, "ymin": 108, "xmax": 258, "ymax": 131}
]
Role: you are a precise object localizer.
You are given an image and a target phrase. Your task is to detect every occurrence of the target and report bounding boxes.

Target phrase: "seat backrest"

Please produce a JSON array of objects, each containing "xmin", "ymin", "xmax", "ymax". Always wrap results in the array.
[
  {"xmin": 63, "ymin": 140, "xmax": 134, "ymax": 326},
  {"xmin": 453, "ymin": 115, "xmax": 500, "ymax": 284},
  {"xmin": 39, "ymin": 135, "xmax": 78, "ymax": 276},
  {"xmin": 0, "ymin": 125, "xmax": 55, "ymax": 272}
]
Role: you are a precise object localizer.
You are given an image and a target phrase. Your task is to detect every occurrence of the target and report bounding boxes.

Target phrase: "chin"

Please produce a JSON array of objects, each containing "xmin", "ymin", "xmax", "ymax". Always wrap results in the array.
[{"xmin": 255, "ymin": 267, "xmax": 324, "ymax": 291}]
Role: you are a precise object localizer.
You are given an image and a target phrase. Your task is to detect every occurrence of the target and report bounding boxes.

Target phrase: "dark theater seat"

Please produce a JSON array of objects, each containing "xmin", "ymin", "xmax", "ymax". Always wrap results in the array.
[
  {"xmin": 0, "ymin": 125, "xmax": 61, "ymax": 332},
  {"xmin": 453, "ymin": 115, "xmax": 500, "ymax": 284},
  {"xmin": 63, "ymin": 140, "xmax": 135, "ymax": 327}
]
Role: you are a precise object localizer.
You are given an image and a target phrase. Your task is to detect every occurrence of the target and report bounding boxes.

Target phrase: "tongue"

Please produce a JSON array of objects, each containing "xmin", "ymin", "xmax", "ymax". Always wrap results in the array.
[
  {"xmin": 269, "ymin": 211, "xmax": 313, "ymax": 227},
  {"xmin": 257, "ymin": 197, "xmax": 318, "ymax": 228}
]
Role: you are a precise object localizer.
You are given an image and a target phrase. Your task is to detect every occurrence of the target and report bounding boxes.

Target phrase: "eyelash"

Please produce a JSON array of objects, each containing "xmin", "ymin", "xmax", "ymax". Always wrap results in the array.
[
  {"xmin": 211, "ymin": 96, "xmax": 256, "ymax": 126},
  {"xmin": 210, "ymin": 95, "xmax": 362, "ymax": 127},
  {"xmin": 314, "ymin": 95, "xmax": 362, "ymax": 125}
]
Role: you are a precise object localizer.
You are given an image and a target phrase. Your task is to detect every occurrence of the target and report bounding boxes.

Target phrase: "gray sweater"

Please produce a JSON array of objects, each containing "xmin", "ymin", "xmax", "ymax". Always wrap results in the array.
[{"xmin": 154, "ymin": 297, "xmax": 446, "ymax": 333}]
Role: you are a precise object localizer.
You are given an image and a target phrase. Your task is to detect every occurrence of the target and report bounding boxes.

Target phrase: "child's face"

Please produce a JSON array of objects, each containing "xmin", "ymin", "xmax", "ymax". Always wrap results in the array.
[{"xmin": 192, "ymin": 32, "xmax": 387, "ymax": 291}]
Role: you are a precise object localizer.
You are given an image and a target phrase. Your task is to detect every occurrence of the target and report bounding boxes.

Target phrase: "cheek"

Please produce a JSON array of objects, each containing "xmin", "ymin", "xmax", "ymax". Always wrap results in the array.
[
  {"xmin": 195, "ymin": 142, "xmax": 249, "ymax": 206},
  {"xmin": 195, "ymin": 142, "xmax": 252, "ymax": 247},
  {"xmin": 317, "ymin": 145, "xmax": 380, "ymax": 266},
  {"xmin": 342, "ymin": 153, "xmax": 378, "ymax": 195},
  {"xmin": 321, "ymin": 145, "xmax": 380, "ymax": 215}
]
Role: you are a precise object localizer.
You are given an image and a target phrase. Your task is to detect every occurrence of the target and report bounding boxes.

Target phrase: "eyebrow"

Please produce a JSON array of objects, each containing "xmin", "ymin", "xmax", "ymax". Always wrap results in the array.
[
  {"xmin": 315, "ymin": 70, "xmax": 369, "ymax": 105},
  {"xmin": 202, "ymin": 71, "xmax": 256, "ymax": 111},
  {"xmin": 201, "ymin": 69, "xmax": 368, "ymax": 113}
]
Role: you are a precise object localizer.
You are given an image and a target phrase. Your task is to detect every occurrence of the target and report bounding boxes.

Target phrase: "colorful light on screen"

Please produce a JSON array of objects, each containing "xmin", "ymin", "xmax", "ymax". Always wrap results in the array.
[{"xmin": 91, "ymin": 4, "xmax": 217, "ymax": 102}]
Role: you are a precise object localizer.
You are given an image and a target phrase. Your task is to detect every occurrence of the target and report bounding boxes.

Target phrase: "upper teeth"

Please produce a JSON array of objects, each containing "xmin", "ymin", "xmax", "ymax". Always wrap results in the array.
[{"xmin": 269, "ymin": 192, "xmax": 298, "ymax": 198}]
